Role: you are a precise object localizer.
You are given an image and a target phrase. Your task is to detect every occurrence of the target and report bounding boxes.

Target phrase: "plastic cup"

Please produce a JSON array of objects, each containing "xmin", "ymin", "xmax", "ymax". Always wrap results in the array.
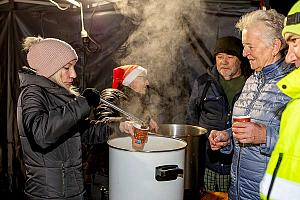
[
  {"xmin": 233, "ymin": 115, "xmax": 251, "ymax": 123},
  {"xmin": 132, "ymin": 123, "xmax": 149, "ymax": 151},
  {"xmin": 232, "ymin": 115, "xmax": 251, "ymax": 147}
]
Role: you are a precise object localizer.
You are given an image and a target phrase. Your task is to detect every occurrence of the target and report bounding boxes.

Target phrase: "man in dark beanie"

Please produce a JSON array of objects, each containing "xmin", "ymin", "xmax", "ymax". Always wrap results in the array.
[
  {"xmin": 214, "ymin": 36, "xmax": 252, "ymax": 78},
  {"xmin": 214, "ymin": 36, "xmax": 243, "ymax": 59},
  {"xmin": 186, "ymin": 36, "xmax": 252, "ymax": 197}
]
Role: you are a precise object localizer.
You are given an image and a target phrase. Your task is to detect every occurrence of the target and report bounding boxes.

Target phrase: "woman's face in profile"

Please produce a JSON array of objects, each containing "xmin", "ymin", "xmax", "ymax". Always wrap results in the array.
[
  {"xmin": 242, "ymin": 24, "xmax": 277, "ymax": 72},
  {"xmin": 130, "ymin": 72, "xmax": 149, "ymax": 94},
  {"xmin": 51, "ymin": 60, "xmax": 77, "ymax": 91}
]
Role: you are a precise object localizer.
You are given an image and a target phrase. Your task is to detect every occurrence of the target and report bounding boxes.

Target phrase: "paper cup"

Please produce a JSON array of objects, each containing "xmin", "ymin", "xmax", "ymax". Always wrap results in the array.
[{"xmin": 132, "ymin": 123, "xmax": 149, "ymax": 151}]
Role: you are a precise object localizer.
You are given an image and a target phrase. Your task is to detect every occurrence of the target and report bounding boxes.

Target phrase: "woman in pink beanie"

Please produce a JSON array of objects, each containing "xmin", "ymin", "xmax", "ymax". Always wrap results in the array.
[{"xmin": 17, "ymin": 36, "xmax": 134, "ymax": 200}]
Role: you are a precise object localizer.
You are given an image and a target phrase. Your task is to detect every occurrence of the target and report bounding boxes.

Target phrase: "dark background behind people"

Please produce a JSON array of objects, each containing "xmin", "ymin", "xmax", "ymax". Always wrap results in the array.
[{"xmin": 0, "ymin": 0, "xmax": 296, "ymax": 198}]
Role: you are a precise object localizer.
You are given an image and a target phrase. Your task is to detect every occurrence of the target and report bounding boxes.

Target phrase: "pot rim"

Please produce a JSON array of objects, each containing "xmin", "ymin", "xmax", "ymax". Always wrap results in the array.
[
  {"xmin": 157, "ymin": 123, "xmax": 207, "ymax": 137},
  {"xmin": 107, "ymin": 135, "xmax": 187, "ymax": 153}
]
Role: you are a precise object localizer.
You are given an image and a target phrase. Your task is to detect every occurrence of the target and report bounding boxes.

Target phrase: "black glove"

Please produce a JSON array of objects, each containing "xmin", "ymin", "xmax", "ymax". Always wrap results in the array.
[{"xmin": 82, "ymin": 88, "xmax": 100, "ymax": 107}]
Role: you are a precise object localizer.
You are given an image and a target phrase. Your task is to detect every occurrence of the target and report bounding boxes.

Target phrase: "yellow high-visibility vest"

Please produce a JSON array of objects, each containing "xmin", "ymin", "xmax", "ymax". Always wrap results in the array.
[{"xmin": 260, "ymin": 68, "xmax": 300, "ymax": 200}]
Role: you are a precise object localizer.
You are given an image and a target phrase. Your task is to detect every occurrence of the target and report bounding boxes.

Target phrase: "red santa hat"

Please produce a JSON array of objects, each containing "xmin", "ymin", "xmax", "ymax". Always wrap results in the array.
[{"xmin": 112, "ymin": 65, "xmax": 147, "ymax": 89}]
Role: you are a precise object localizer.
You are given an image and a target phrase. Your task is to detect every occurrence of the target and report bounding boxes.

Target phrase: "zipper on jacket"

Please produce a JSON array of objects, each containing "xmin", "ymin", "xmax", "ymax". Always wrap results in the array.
[
  {"xmin": 247, "ymin": 75, "xmax": 263, "ymax": 112},
  {"xmin": 267, "ymin": 153, "xmax": 283, "ymax": 200},
  {"xmin": 62, "ymin": 162, "xmax": 65, "ymax": 197}
]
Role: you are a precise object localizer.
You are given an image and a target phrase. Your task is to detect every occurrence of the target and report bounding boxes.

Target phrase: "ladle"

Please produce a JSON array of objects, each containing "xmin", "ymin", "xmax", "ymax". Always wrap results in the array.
[{"xmin": 99, "ymin": 98, "xmax": 149, "ymax": 128}]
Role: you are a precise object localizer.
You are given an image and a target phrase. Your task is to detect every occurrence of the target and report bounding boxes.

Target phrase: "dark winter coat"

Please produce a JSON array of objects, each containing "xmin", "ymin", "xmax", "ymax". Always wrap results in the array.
[
  {"xmin": 17, "ymin": 72, "xmax": 109, "ymax": 200},
  {"xmin": 186, "ymin": 66, "xmax": 245, "ymax": 175}
]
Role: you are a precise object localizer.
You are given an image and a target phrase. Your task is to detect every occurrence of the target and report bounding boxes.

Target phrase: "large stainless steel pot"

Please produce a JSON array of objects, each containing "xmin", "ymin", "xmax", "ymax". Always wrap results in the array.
[
  {"xmin": 157, "ymin": 124, "xmax": 207, "ymax": 192},
  {"xmin": 108, "ymin": 135, "xmax": 187, "ymax": 200}
]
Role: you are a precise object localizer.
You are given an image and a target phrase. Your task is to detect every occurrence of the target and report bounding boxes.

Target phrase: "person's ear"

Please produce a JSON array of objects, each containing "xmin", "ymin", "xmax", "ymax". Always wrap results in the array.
[{"xmin": 272, "ymin": 38, "xmax": 282, "ymax": 56}]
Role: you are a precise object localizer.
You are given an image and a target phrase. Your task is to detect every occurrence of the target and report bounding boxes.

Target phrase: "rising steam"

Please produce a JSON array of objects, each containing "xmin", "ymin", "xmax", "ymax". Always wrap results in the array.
[
  {"xmin": 114, "ymin": 0, "xmax": 203, "ymax": 123},
  {"xmin": 115, "ymin": 0, "xmax": 202, "ymax": 83}
]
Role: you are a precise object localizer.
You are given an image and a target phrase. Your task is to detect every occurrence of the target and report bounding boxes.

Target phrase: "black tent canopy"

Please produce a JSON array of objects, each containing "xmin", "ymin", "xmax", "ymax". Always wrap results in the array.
[{"xmin": 0, "ymin": 0, "xmax": 295, "ymax": 198}]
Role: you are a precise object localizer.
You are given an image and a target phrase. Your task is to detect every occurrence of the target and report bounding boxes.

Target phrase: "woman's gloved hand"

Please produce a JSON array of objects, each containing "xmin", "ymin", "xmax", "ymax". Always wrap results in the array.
[{"xmin": 82, "ymin": 88, "xmax": 100, "ymax": 107}]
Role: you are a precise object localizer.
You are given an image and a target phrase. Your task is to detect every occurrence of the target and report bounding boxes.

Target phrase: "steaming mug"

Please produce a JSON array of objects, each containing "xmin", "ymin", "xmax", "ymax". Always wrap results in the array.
[{"xmin": 132, "ymin": 123, "xmax": 149, "ymax": 151}]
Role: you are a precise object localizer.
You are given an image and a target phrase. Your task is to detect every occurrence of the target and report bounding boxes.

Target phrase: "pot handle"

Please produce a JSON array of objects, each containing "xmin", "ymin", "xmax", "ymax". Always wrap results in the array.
[{"xmin": 155, "ymin": 165, "xmax": 183, "ymax": 181}]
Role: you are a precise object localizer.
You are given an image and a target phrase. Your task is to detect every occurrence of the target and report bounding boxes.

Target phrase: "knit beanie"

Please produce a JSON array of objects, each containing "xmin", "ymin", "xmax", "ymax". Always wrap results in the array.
[
  {"xmin": 214, "ymin": 36, "xmax": 243, "ymax": 61},
  {"xmin": 282, "ymin": 1, "xmax": 300, "ymax": 37},
  {"xmin": 27, "ymin": 38, "xmax": 78, "ymax": 78},
  {"xmin": 112, "ymin": 65, "xmax": 147, "ymax": 89}
]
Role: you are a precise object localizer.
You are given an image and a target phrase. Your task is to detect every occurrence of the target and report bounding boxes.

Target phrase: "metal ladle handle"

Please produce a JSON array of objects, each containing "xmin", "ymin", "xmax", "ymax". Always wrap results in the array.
[{"xmin": 99, "ymin": 98, "xmax": 147, "ymax": 127}]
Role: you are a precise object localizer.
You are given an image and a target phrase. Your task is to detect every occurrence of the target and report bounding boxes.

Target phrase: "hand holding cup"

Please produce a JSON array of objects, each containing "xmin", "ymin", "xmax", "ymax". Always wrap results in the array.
[
  {"xmin": 233, "ymin": 115, "xmax": 251, "ymax": 123},
  {"xmin": 232, "ymin": 115, "xmax": 251, "ymax": 146}
]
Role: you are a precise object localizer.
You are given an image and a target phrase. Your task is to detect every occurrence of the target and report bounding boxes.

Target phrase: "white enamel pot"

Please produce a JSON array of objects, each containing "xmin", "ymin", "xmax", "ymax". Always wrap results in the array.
[{"xmin": 108, "ymin": 135, "xmax": 187, "ymax": 200}]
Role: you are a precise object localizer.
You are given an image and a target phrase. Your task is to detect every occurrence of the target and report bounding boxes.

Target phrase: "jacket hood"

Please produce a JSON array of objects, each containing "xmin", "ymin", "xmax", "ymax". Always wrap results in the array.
[
  {"xmin": 18, "ymin": 70, "xmax": 70, "ymax": 95},
  {"xmin": 277, "ymin": 67, "xmax": 300, "ymax": 99}
]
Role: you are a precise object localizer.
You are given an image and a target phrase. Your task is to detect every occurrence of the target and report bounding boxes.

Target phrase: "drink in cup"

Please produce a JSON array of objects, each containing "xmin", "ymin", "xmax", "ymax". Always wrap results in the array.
[
  {"xmin": 232, "ymin": 115, "xmax": 251, "ymax": 146},
  {"xmin": 132, "ymin": 123, "xmax": 149, "ymax": 151},
  {"xmin": 233, "ymin": 115, "xmax": 251, "ymax": 123}
]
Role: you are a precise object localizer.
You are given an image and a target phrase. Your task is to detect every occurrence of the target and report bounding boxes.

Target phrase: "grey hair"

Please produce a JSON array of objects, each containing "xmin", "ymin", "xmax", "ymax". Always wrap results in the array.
[
  {"xmin": 236, "ymin": 9, "xmax": 286, "ymax": 48},
  {"xmin": 22, "ymin": 36, "xmax": 44, "ymax": 52}
]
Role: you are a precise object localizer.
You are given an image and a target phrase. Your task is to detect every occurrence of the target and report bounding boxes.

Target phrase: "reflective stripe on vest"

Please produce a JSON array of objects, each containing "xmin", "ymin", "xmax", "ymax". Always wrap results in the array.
[{"xmin": 260, "ymin": 173, "xmax": 300, "ymax": 200}]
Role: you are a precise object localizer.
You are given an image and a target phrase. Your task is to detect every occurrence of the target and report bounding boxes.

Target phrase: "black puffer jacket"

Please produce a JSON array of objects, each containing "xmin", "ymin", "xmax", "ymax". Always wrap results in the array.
[
  {"xmin": 17, "ymin": 72, "xmax": 109, "ymax": 200},
  {"xmin": 186, "ymin": 66, "xmax": 245, "ymax": 175}
]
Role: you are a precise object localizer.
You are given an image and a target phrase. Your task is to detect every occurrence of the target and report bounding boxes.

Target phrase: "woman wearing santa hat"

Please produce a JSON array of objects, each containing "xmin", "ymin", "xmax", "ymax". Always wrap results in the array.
[
  {"xmin": 81, "ymin": 65, "xmax": 159, "ymax": 198},
  {"xmin": 95, "ymin": 64, "xmax": 159, "ymax": 131}
]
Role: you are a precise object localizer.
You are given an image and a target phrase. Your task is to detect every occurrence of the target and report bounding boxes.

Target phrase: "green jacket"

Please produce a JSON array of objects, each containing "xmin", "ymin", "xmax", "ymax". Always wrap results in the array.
[{"xmin": 260, "ymin": 67, "xmax": 300, "ymax": 200}]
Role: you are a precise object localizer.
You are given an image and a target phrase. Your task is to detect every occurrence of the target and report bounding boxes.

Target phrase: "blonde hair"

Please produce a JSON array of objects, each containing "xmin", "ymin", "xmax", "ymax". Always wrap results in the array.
[
  {"xmin": 236, "ymin": 9, "xmax": 286, "ymax": 48},
  {"xmin": 22, "ymin": 36, "xmax": 44, "ymax": 52},
  {"xmin": 49, "ymin": 70, "xmax": 79, "ymax": 96}
]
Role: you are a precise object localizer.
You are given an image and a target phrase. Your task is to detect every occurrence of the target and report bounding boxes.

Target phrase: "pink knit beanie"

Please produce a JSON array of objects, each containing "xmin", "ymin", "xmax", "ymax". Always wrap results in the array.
[{"xmin": 27, "ymin": 38, "xmax": 78, "ymax": 78}]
